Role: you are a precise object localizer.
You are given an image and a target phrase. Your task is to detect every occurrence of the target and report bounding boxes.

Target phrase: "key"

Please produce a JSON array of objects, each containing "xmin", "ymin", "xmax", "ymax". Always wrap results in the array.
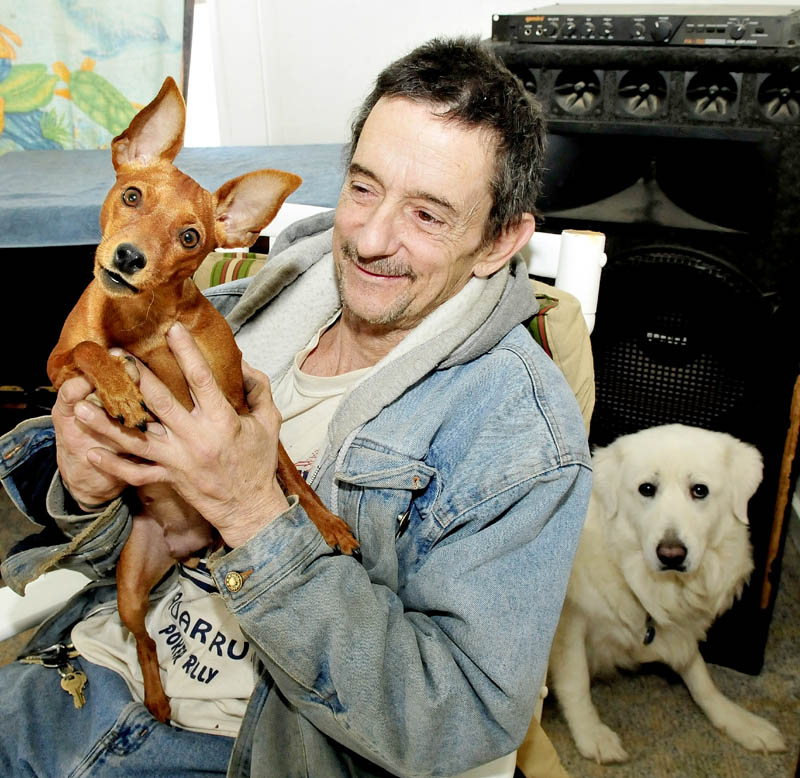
[
  {"xmin": 20, "ymin": 644, "xmax": 66, "ymax": 667},
  {"xmin": 58, "ymin": 664, "xmax": 88, "ymax": 709},
  {"xmin": 20, "ymin": 642, "xmax": 79, "ymax": 668}
]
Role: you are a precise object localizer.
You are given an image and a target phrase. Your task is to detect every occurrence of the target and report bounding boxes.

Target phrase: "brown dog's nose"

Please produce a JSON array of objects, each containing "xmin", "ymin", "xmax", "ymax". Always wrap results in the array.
[{"xmin": 114, "ymin": 243, "xmax": 147, "ymax": 275}]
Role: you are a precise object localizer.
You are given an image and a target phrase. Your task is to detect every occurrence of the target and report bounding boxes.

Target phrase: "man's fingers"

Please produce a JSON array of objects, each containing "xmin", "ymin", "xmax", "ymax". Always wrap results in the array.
[
  {"xmin": 242, "ymin": 361, "xmax": 282, "ymax": 432},
  {"xmin": 166, "ymin": 322, "xmax": 227, "ymax": 415},
  {"xmin": 87, "ymin": 446, "xmax": 167, "ymax": 487},
  {"xmin": 242, "ymin": 360, "xmax": 272, "ymax": 405},
  {"xmin": 109, "ymin": 349, "xmax": 141, "ymax": 384},
  {"xmin": 128, "ymin": 349, "xmax": 193, "ymax": 431},
  {"xmin": 53, "ymin": 376, "xmax": 95, "ymax": 415},
  {"xmin": 74, "ymin": 400, "xmax": 160, "ymax": 460}
]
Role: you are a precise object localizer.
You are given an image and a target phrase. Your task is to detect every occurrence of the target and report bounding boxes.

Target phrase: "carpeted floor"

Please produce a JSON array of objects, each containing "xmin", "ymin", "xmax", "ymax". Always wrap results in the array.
[{"xmin": 0, "ymin": 483, "xmax": 798, "ymax": 776}]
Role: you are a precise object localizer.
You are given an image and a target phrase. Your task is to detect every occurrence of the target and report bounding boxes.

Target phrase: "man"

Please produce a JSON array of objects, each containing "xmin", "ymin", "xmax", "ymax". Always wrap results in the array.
[{"xmin": 0, "ymin": 37, "xmax": 590, "ymax": 777}]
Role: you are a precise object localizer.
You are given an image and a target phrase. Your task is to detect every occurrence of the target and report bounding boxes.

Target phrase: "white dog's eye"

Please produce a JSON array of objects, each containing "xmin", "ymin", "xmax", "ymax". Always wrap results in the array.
[
  {"xmin": 638, "ymin": 482, "xmax": 657, "ymax": 497},
  {"xmin": 691, "ymin": 483, "xmax": 709, "ymax": 499}
]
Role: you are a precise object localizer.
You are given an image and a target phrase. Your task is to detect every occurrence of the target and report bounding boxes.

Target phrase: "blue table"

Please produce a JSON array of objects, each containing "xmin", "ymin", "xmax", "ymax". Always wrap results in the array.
[{"xmin": 0, "ymin": 144, "xmax": 346, "ymax": 248}]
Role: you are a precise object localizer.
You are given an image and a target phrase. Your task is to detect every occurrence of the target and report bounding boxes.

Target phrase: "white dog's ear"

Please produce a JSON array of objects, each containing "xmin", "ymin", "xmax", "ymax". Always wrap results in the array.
[
  {"xmin": 728, "ymin": 438, "xmax": 763, "ymax": 525},
  {"xmin": 591, "ymin": 443, "xmax": 621, "ymax": 518}
]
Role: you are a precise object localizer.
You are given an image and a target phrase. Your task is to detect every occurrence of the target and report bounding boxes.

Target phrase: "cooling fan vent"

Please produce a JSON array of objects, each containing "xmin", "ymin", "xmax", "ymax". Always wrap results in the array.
[
  {"xmin": 616, "ymin": 70, "xmax": 668, "ymax": 117},
  {"xmin": 553, "ymin": 69, "xmax": 601, "ymax": 115},
  {"xmin": 685, "ymin": 70, "xmax": 739, "ymax": 120},
  {"xmin": 757, "ymin": 72, "xmax": 800, "ymax": 122}
]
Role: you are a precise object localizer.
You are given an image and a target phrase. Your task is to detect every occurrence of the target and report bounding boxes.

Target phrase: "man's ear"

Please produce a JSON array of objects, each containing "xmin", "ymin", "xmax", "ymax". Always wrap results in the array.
[{"xmin": 473, "ymin": 213, "xmax": 536, "ymax": 278}]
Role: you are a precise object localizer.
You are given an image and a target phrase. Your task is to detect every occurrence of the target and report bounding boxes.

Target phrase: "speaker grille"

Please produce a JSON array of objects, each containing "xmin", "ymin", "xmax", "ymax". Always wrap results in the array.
[
  {"xmin": 757, "ymin": 71, "xmax": 800, "ymax": 123},
  {"xmin": 553, "ymin": 69, "xmax": 602, "ymax": 115},
  {"xmin": 616, "ymin": 69, "xmax": 668, "ymax": 118},
  {"xmin": 685, "ymin": 70, "xmax": 740, "ymax": 121},
  {"xmin": 591, "ymin": 246, "xmax": 770, "ymax": 447}
]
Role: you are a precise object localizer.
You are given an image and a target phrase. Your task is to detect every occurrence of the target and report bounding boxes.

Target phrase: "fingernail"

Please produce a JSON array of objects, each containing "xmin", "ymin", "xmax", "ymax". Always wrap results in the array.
[
  {"xmin": 168, "ymin": 321, "xmax": 184, "ymax": 337},
  {"xmin": 87, "ymin": 450, "xmax": 101, "ymax": 464},
  {"xmin": 75, "ymin": 402, "xmax": 93, "ymax": 421}
]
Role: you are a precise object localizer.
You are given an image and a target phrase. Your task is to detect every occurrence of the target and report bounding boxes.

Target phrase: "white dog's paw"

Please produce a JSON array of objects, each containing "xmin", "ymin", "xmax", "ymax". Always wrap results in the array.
[
  {"xmin": 574, "ymin": 723, "xmax": 630, "ymax": 763},
  {"xmin": 717, "ymin": 708, "xmax": 786, "ymax": 753}
]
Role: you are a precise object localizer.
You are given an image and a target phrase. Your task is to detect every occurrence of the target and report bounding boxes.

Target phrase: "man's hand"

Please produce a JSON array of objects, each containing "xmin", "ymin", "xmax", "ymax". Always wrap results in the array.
[
  {"xmin": 52, "ymin": 374, "xmax": 129, "ymax": 510},
  {"xmin": 73, "ymin": 322, "xmax": 290, "ymax": 547}
]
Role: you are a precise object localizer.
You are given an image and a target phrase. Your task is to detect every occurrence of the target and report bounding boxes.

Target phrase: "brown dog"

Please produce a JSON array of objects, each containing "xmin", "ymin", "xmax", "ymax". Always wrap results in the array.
[{"xmin": 47, "ymin": 77, "xmax": 359, "ymax": 723}]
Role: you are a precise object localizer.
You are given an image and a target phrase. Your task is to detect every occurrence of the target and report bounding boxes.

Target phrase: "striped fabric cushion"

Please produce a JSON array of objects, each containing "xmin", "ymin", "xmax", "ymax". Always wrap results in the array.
[{"xmin": 193, "ymin": 252, "xmax": 268, "ymax": 291}]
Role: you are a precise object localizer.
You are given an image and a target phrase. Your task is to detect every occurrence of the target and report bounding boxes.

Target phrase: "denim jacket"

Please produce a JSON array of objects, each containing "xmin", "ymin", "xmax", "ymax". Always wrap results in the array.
[{"xmin": 0, "ymin": 212, "xmax": 591, "ymax": 778}]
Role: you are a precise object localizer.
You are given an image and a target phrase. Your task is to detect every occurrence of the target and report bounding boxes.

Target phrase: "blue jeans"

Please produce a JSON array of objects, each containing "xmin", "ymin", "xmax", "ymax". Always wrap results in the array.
[{"xmin": 0, "ymin": 657, "xmax": 234, "ymax": 777}]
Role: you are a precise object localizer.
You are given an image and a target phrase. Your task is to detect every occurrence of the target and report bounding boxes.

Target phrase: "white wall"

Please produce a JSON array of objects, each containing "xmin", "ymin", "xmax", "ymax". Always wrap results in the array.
[
  {"xmin": 184, "ymin": 0, "xmax": 220, "ymax": 147},
  {"xmin": 186, "ymin": 0, "xmax": 799, "ymax": 147}
]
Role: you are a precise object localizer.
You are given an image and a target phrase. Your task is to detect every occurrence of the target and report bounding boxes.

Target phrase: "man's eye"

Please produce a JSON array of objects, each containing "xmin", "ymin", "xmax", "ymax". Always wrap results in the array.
[{"xmin": 416, "ymin": 210, "xmax": 442, "ymax": 226}]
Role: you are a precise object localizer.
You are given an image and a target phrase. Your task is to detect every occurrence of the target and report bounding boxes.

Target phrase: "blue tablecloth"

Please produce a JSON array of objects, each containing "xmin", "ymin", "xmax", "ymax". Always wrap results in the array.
[{"xmin": 0, "ymin": 144, "xmax": 346, "ymax": 248}]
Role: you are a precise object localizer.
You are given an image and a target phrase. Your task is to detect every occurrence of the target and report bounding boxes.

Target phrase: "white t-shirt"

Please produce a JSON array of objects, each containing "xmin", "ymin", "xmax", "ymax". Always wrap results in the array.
[
  {"xmin": 71, "ymin": 313, "xmax": 366, "ymax": 736},
  {"xmin": 272, "ymin": 312, "xmax": 369, "ymax": 481},
  {"xmin": 71, "ymin": 560, "xmax": 258, "ymax": 736}
]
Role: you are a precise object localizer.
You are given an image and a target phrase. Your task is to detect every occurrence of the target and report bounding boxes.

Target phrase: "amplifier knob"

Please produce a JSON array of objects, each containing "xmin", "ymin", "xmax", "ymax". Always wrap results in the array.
[
  {"xmin": 730, "ymin": 23, "xmax": 746, "ymax": 40},
  {"xmin": 632, "ymin": 22, "xmax": 646, "ymax": 39},
  {"xmin": 582, "ymin": 21, "xmax": 596, "ymax": 38},
  {"xmin": 564, "ymin": 21, "xmax": 578, "ymax": 38},
  {"xmin": 602, "ymin": 21, "xmax": 615, "ymax": 38},
  {"xmin": 651, "ymin": 19, "xmax": 673, "ymax": 42},
  {"xmin": 543, "ymin": 21, "xmax": 559, "ymax": 37}
]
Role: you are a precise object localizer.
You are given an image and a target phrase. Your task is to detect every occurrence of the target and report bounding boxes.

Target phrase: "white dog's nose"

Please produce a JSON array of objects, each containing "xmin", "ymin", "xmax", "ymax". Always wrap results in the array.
[{"xmin": 656, "ymin": 537, "xmax": 687, "ymax": 570}]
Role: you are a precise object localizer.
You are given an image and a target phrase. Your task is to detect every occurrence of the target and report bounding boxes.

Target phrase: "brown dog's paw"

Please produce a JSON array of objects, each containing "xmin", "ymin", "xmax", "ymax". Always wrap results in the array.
[
  {"xmin": 97, "ymin": 385, "xmax": 150, "ymax": 430},
  {"xmin": 320, "ymin": 515, "xmax": 361, "ymax": 556},
  {"xmin": 144, "ymin": 692, "xmax": 172, "ymax": 725}
]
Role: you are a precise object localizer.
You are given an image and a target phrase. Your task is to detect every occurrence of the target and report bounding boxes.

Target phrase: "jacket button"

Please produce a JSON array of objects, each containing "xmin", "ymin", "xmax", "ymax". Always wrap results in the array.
[{"xmin": 224, "ymin": 571, "xmax": 244, "ymax": 592}]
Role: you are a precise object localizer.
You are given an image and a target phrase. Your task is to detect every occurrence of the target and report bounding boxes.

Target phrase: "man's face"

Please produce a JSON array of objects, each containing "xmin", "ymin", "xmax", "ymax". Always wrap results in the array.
[{"xmin": 332, "ymin": 96, "xmax": 501, "ymax": 332}]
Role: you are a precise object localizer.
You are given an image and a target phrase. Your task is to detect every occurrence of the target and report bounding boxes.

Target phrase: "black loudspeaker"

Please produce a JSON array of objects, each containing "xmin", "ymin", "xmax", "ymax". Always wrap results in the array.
[{"xmin": 491, "ymin": 39, "xmax": 800, "ymax": 673}]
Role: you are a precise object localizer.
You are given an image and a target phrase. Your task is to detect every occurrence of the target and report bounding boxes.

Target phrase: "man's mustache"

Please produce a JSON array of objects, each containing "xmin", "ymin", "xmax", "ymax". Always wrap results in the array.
[{"xmin": 340, "ymin": 241, "xmax": 416, "ymax": 280}]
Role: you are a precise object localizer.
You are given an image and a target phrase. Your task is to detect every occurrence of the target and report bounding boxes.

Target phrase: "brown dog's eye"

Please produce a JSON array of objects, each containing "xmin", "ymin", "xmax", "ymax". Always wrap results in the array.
[
  {"xmin": 122, "ymin": 187, "xmax": 142, "ymax": 207},
  {"xmin": 180, "ymin": 228, "xmax": 200, "ymax": 248},
  {"xmin": 638, "ymin": 482, "xmax": 656, "ymax": 497},
  {"xmin": 691, "ymin": 483, "xmax": 709, "ymax": 499}
]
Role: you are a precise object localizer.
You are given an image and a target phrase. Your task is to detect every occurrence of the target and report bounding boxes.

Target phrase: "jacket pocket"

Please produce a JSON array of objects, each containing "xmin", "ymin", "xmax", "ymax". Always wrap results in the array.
[
  {"xmin": 335, "ymin": 446, "xmax": 438, "ymax": 581},
  {"xmin": 336, "ymin": 446, "xmax": 436, "ymax": 491}
]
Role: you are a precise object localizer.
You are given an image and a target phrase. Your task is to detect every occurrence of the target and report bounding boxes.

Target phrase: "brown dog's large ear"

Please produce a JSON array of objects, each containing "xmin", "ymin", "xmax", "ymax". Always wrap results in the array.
[
  {"xmin": 590, "ymin": 441, "xmax": 622, "ymax": 519},
  {"xmin": 111, "ymin": 77, "xmax": 185, "ymax": 170},
  {"xmin": 213, "ymin": 169, "xmax": 302, "ymax": 249},
  {"xmin": 727, "ymin": 438, "xmax": 763, "ymax": 525}
]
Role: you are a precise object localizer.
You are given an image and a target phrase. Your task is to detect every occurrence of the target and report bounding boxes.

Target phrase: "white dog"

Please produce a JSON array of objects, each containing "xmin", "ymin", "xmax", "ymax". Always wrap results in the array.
[{"xmin": 549, "ymin": 424, "xmax": 786, "ymax": 763}]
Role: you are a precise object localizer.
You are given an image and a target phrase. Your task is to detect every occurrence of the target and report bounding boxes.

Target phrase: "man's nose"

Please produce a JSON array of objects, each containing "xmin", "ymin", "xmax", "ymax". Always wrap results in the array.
[{"xmin": 356, "ymin": 201, "xmax": 401, "ymax": 258}]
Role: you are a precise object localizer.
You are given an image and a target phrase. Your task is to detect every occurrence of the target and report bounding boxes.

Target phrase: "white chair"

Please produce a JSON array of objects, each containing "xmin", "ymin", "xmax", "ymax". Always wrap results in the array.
[
  {"xmin": 0, "ymin": 211, "xmax": 606, "ymax": 778},
  {"xmin": 521, "ymin": 228, "xmax": 607, "ymax": 334},
  {"xmin": 0, "ymin": 567, "xmax": 89, "ymax": 642}
]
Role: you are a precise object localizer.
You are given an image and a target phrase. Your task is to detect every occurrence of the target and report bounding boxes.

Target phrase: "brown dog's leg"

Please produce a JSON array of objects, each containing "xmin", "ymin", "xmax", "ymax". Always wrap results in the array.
[
  {"xmin": 276, "ymin": 442, "xmax": 360, "ymax": 555},
  {"xmin": 71, "ymin": 341, "xmax": 149, "ymax": 429},
  {"xmin": 116, "ymin": 514, "xmax": 175, "ymax": 723}
]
